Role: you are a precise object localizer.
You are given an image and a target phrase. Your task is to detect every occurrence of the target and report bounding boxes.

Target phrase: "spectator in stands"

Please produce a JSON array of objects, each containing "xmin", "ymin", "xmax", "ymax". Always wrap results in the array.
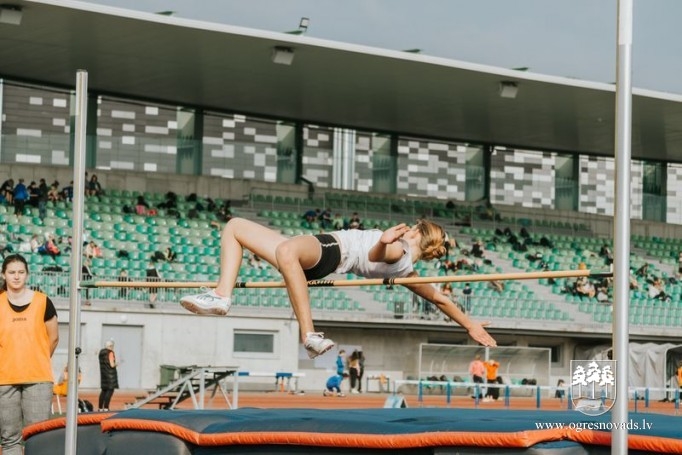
[
  {"xmin": 23, "ymin": 234, "xmax": 41, "ymax": 254},
  {"xmin": 164, "ymin": 247, "xmax": 176, "ymax": 263},
  {"xmin": 468, "ymin": 354, "xmax": 485, "ymax": 399},
  {"xmin": 59, "ymin": 235, "xmax": 72, "ymax": 254},
  {"xmin": 205, "ymin": 198, "xmax": 217, "ymax": 213},
  {"xmin": 158, "ymin": 191, "xmax": 178, "ymax": 210},
  {"xmin": 26, "ymin": 181, "xmax": 39, "ymax": 208},
  {"xmin": 61, "ymin": 181, "xmax": 74, "ymax": 202},
  {"xmin": 471, "ymin": 239, "xmax": 485, "ymax": 258},
  {"xmin": 84, "ymin": 241, "xmax": 102, "ymax": 259},
  {"xmin": 82, "ymin": 258, "xmax": 94, "ymax": 306},
  {"xmin": 526, "ymin": 251, "xmax": 544, "ymax": 265},
  {"xmin": 635, "ymin": 263, "xmax": 650, "ymax": 279},
  {"xmin": 539, "ymin": 235, "xmax": 553, "ymax": 248},
  {"xmin": 438, "ymin": 258, "xmax": 456, "ymax": 273},
  {"xmin": 38, "ymin": 234, "xmax": 60, "ymax": 259},
  {"xmin": 596, "ymin": 282, "xmax": 610, "ymax": 303},
  {"xmin": 86, "ymin": 174, "xmax": 103, "ymax": 198},
  {"xmin": 117, "ymin": 269, "xmax": 130, "ymax": 300},
  {"xmin": 47, "ymin": 183, "xmax": 61, "ymax": 203},
  {"xmin": 318, "ymin": 208, "xmax": 332, "ymax": 229},
  {"xmin": 0, "ymin": 178, "xmax": 14, "ymax": 205},
  {"xmin": 574, "ymin": 276, "xmax": 596, "ymax": 299},
  {"xmin": 302, "ymin": 208, "xmax": 319, "ymax": 224},
  {"xmin": 456, "ymin": 256, "xmax": 477, "ymax": 272},
  {"xmin": 0, "ymin": 254, "xmax": 59, "ymax": 455},
  {"xmin": 462, "ymin": 283, "xmax": 473, "ymax": 312},
  {"xmin": 146, "ymin": 260, "xmax": 161, "ymax": 308},
  {"xmin": 443, "ymin": 235, "xmax": 457, "ymax": 259},
  {"xmin": 135, "ymin": 195, "xmax": 150, "ymax": 215},
  {"xmin": 331, "ymin": 213, "xmax": 345, "ymax": 230},
  {"xmin": 180, "ymin": 219, "xmax": 497, "ymax": 358},
  {"xmin": 216, "ymin": 203, "xmax": 232, "ymax": 223},
  {"xmin": 648, "ymin": 277, "xmax": 671, "ymax": 302},
  {"xmin": 37, "ymin": 178, "xmax": 49, "ymax": 220},
  {"xmin": 323, "ymin": 374, "xmax": 346, "ymax": 397},
  {"xmin": 599, "ymin": 244, "xmax": 614, "ymax": 265},
  {"xmin": 629, "ymin": 269, "xmax": 639, "ymax": 290},
  {"xmin": 348, "ymin": 212, "xmax": 362, "ymax": 229},
  {"xmin": 13, "ymin": 178, "xmax": 29, "ymax": 217}
]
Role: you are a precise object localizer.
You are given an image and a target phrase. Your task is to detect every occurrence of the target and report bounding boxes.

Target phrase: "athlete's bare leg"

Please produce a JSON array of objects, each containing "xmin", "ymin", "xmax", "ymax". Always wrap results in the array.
[{"xmin": 214, "ymin": 218, "xmax": 322, "ymax": 341}]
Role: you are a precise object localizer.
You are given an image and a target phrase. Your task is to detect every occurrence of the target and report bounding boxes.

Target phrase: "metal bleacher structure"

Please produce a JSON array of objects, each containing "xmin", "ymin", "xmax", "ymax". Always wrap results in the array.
[
  {"xmin": 129, "ymin": 365, "xmax": 239, "ymax": 410},
  {"xmin": 1, "ymin": 189, "xmax": 681, "ymax": 329}
]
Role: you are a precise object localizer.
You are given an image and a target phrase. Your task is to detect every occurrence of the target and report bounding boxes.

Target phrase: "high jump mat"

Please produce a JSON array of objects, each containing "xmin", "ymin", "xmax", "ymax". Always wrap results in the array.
[{"xmin": 23, "ymin": 407, "xmax": 682, "ymax": 454}]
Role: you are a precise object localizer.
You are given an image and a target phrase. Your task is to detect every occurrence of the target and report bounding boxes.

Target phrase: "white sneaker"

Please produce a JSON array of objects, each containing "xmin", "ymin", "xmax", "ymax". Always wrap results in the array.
[
  {"xmin": 180, "ymin": 288, "xmax": 231, "ymax": 316},
  {"xmin": 350, "ymin": 389, "xmax": 359, "ymax": 394},
  {"xmin": 304, "ymin": 332, "xmax": 335, "ymax": 359}
]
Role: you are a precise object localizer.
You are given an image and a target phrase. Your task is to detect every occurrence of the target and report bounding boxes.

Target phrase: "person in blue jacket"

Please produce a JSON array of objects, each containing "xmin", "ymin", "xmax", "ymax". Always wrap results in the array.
[
  {"xmin": 323, "ymin": 374, "xmax": 346, "ymax": 397},
  {"xmin": 336, "ymin": 349, "xmax": 346, "ymax": 376}
]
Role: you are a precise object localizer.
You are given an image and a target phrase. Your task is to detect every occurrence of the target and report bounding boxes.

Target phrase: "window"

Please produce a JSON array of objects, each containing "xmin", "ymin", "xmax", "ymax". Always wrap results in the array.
[
  {"xmin": 530, "ymin": 344, "xmax": 562, "ymax": 364},
  {"xmin": 234, "ymin": 331, "xmax": 274, "ymax": 354}
]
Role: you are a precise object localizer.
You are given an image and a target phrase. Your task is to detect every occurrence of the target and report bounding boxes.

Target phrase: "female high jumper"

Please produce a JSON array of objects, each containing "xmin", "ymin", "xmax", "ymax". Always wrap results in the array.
[{"xmin": 181, "ymin": 218, "xmax": 497, "ymax": 358}]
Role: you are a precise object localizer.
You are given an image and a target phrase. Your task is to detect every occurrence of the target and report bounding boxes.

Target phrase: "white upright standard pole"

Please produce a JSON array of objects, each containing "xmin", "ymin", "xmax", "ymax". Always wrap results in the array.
[
  {"xmin": 64, "ymin": 69, "xmax": 88, "ymax": 455},
  {"xmin": 612, "ymin": 0, "xmax": 633, "ymax": 453}
]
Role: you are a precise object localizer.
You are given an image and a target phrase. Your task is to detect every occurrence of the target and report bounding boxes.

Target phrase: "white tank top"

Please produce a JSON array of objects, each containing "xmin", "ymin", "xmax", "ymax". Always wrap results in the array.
[{"xmin": 332, "ymin": 229, "xmax": 414, "ymax": 278}]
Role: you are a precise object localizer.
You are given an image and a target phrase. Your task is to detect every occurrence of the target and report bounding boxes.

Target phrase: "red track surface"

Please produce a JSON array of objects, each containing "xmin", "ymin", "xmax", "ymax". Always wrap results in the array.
[{"xmin": 65, "ymin": 389, "xmax": 681, "ymax": 415}]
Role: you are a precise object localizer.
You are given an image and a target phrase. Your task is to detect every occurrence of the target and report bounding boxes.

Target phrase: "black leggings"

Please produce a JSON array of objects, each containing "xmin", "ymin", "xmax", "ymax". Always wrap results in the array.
[
  {"xmin": 99, "ymin": 388, "xmax": 115, "ymax": 410},
  {"xmin": 350, "ymin": 368, "xmax": 360, "ymax": 390}
]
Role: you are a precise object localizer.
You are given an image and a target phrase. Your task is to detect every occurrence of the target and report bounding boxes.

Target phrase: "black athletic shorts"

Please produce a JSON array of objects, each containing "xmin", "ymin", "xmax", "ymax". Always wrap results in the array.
[{"xmin": 304, "ymin": 234, "xmax": 341, "ymax": 281}]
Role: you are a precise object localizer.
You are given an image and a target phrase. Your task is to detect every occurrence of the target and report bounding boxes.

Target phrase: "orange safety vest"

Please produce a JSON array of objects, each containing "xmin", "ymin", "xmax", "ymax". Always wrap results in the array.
[
  {"xmin": 485, "ymin": 361, "xmax": 500, "ymax": 381},
  {"xmin": 0, "ymin": 292, "xmax": 54, "ymax": 385},
  {"xmin": 677, "ymin": 366, "xmax": 682, "ymax": 387}
]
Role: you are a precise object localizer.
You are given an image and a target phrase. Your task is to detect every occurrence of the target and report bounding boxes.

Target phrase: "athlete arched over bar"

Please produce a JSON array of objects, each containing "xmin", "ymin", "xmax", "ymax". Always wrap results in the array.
[{"xmin": 181, "ymin": 218, "xmax": 497, "ymax": 358}]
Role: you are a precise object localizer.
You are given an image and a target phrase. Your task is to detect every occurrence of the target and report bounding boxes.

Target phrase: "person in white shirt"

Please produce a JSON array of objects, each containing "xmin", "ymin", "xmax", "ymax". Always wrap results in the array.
[{"xmin": 181, "ymin": 218, "xmax": 497, "ymax": 358}]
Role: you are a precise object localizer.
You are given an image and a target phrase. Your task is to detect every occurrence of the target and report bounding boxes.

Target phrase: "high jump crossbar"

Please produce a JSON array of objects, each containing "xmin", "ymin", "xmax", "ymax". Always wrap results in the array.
[{"xmin": 82, "ymin": 269, "xmax": 610, "ymax": 289}]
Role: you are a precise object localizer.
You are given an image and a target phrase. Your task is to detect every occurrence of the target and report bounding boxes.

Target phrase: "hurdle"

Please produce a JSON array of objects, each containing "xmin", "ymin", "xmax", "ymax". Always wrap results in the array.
[{"xmin": 236, "ymin": 371, "xmax": 305, "ymax": 393}]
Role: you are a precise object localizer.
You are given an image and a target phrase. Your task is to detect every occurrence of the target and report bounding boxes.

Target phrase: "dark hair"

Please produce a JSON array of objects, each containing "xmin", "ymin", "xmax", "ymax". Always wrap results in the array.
[
  {"xmin": 1, "ymin": 254, "xmax": 29, "ymax": 291},
  {"xmin": 2, "ymin": 254, "xmax": 28, "ymax": 274}
]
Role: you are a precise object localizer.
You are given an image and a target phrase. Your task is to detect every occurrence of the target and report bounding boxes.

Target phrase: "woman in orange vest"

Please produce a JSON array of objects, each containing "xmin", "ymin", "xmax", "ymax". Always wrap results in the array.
[
  {"xmin": 0, "ymin": 254, "xmax": 59, "ymax": 455},
  {"xmin": 483, "ymin": 359, "xmax": 501, "ymax": 402}
]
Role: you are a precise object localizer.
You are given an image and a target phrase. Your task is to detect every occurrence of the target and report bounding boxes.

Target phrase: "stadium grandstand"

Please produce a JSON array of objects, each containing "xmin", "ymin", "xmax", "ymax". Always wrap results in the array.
[{"xmin": 2, "ymin": 0, "xmax": 682, "ymax": 406}]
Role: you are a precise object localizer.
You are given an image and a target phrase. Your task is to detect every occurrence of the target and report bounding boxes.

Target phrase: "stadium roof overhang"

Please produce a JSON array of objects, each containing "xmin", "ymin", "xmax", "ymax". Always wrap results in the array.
[{"xmin": 3, "ymin": 0, "xmax": 682, "ymax": 163}]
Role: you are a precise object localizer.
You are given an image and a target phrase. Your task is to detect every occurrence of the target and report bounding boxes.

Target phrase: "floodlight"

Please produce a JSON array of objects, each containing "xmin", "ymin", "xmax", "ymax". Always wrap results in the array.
[
  {"xmin": 0, "ymin": 5, "xmax": 22, "ymax": 25},
  {"xmin": 499, "ymin": 81, "xmax": 518, "ymax": 99},
  {"xmin": 272, "ymin": 47, "xmax": 295, "ymax": 66}
]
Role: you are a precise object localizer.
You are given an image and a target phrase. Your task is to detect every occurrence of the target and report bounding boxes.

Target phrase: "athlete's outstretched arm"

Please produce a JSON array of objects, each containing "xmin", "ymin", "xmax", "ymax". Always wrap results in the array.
[{"xmin": 405, "ymin": 278, "xmax": 497, "ymax": 347}]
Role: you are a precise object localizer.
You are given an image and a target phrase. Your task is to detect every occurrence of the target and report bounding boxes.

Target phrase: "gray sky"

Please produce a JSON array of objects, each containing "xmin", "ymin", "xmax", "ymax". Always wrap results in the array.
[{"xmin": 78, "ymin": 0, "xmax": 682, "ymax": 94}]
